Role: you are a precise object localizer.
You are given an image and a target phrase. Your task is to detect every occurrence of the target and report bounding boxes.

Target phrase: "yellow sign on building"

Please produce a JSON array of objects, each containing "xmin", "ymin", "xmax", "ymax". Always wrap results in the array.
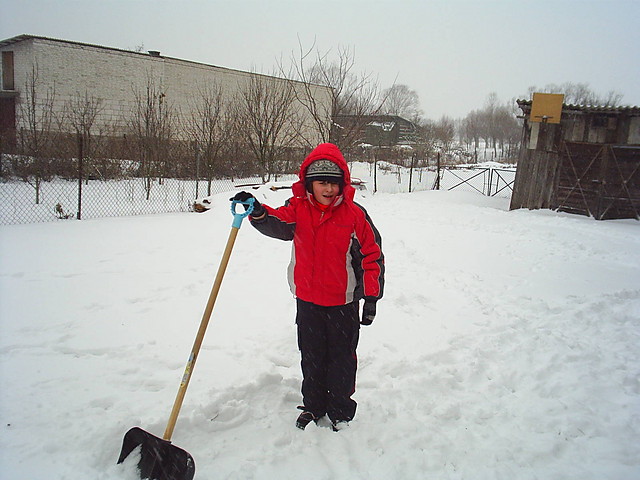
[{"xmin": 530, "ymin": 93, "xmax": 565, "ymax": 124}]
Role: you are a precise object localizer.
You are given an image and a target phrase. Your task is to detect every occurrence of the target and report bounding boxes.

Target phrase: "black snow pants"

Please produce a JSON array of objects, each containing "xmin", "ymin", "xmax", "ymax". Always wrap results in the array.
[{"xmin": 295, "ymin": 298, "xmax": 360, "ymax": 423}]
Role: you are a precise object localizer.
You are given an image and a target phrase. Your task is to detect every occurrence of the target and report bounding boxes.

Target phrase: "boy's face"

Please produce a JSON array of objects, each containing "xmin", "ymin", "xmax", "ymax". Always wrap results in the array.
[{"xmin": 311, "ymin": 180, "xmax": 340, "ymax": 205}]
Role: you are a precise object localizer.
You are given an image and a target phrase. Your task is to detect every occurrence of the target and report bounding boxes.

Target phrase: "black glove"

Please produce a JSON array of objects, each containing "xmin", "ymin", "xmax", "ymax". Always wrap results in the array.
[
  {"xmin": 361, "ymin": 298, "xmax": 377, "ymax": 326},
  {"xmin": 230, "ymin": 191, "xmax": 265, "ymax": 218}
]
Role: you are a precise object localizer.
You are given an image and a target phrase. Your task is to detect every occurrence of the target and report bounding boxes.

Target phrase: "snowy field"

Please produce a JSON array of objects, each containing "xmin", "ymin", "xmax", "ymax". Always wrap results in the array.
[{"xmin": 0, "ymin": 162, "xmax": 638, "ymax": 479}]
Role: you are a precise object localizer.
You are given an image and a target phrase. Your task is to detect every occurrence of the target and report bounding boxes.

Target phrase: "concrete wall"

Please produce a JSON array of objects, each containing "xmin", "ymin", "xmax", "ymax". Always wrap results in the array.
[{"xmin": 0, "ymin": 36, "xmax": 332, "ymax": 144}]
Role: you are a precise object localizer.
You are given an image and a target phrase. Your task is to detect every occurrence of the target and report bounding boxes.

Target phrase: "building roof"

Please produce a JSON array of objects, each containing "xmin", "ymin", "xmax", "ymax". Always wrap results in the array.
[
  {"xmin": 0, "ymin": 34, "xmax": 329, "ymax": 90},
  {"xmin": 0, "ymin": 34, "xmax": 152, "ymax": 57},
  {"xmin": 517, "ymin": 99, "xmax": 640, "ymax": 115}
]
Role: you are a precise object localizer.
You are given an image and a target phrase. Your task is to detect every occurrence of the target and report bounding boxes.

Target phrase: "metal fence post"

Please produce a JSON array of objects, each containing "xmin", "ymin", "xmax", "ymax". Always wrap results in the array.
[
  {"xmin": 373, "ymin": 149, "xmax": 378, "ymax": 194},
  {"xmin": 194, "ymin": 144, "xmax": 200, "ymax": 200},
  {"xmin": 77, "ymin": 135, "xmax": 83, "ymax": 220},
  {"xmin": 409, "ymin": 152, "xmax": 416, "ymax": 193}
]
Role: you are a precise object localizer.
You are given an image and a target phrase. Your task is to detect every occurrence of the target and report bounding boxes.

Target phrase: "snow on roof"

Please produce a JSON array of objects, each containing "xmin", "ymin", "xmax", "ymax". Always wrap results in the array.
[{"xmin": 517, "ymin": 99, "xmax": 640, "ymax": 113}]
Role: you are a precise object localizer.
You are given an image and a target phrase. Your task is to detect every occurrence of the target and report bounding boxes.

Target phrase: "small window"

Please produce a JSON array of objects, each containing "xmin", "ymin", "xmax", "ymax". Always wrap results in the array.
[{"xmin": 2, "ymin": 51, "xmax": 14, "ymax": 90}]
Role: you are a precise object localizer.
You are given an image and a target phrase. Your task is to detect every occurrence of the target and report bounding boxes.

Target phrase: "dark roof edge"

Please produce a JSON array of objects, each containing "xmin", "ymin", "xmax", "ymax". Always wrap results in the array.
[
  {"xmin": 0, "ymin": 34, "xmax": 152, "ymax": 57},
  {"xmin": 334, "ymin": 114, "xmax": 417, "ymax": 123},
  {"xmin": 517, "ymin": 99, "xmax": 640, "ymax": 114},
  {"xmin": 0, "ymin": 34, "xmax": 331, "ymax": 90}
]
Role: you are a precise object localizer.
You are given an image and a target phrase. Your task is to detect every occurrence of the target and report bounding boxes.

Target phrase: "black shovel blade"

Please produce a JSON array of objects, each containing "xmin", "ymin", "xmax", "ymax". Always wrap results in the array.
[{"xmin": 117, "ymin": 427, "xmax": 195, "ymax": 480}]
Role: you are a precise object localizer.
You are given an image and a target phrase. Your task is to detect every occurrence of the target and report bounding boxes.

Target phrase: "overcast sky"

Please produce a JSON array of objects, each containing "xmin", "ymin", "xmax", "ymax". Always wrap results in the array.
[{"xmin": 2, "ymin": 0, "xmax": 639, "ymax": 120}]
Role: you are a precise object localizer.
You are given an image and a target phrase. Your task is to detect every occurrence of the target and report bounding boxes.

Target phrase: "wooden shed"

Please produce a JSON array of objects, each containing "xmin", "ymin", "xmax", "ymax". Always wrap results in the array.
[{"xmin": 510, "ymin": 100, "xmax": 640, "ymax": 220}]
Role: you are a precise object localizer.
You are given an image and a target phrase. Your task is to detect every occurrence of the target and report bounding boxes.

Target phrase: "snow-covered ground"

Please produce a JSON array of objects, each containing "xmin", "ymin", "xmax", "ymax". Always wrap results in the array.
[{"xmin": 1, "ymin": 162, "xmax": 639, "ymax": 479}]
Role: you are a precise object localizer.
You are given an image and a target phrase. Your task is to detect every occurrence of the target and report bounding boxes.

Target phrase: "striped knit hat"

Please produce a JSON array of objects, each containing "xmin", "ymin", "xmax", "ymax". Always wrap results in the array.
[{"xmin": 305, "ymin": 159, "xmax": 344, "ymax": 183}]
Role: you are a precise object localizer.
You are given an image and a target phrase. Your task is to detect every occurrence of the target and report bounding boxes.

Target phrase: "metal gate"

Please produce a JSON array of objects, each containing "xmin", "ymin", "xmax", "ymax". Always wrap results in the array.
[{"xmin": 436, "ymin": 165, "xmax": 516, "ymax": 198}]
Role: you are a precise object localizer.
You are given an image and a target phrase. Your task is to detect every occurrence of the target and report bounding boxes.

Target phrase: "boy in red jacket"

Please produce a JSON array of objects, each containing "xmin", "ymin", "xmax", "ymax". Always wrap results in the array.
[{"xmin": 232, "ymin": 143, "xmax": 385, "ymax": 431}]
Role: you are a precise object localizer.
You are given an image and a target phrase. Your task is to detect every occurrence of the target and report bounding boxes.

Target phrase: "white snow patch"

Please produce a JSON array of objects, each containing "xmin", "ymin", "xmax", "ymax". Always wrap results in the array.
[{"xmin": 1, "ymin": 179, "xmax": 639, "ymax": 479}]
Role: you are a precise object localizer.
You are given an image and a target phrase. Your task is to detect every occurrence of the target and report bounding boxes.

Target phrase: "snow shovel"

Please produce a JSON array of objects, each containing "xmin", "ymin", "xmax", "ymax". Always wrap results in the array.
[{"xmin": 117, "ymin": 198, "xmax": 256, "ymax": 480}]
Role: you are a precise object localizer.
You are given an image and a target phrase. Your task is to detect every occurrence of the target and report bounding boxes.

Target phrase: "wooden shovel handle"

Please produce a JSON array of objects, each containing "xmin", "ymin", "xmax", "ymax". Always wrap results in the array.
[{"xmin": 163, "ymin": 225, "xmax": 241, "ymax": 441}]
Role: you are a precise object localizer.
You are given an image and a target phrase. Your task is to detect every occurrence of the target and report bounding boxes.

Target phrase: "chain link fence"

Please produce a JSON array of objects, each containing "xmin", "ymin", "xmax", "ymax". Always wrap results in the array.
[
  {"xmin": 0, "ymin": 152, "xmax": 279, "ymax": 225},
  {"xmin": 1, "ymin": 153, "xmax": 516, "ymax": 225},
  {"xmin": 0, "ymin": 175, "xmax": 238, "ymax": 225}
]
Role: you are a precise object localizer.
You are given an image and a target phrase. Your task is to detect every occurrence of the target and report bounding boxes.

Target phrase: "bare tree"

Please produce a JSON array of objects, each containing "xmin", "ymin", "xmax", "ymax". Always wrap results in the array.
[
  {"xmin": 285, "ymin": 42, "xmax": 385, "ymax": 150},
  {"xmin": 460, "ymin": 110, "xmax": 482, "ymax": 151},
  {"xmin": 493, "ymin": 103, "xmax": 520, "ymax": 158},
  {"xmin": 381, "ymin": 84, "xmax": 423, "ymax": 122},
  {"xmin": 599, "ymin": 89, "xmax": 625, "ymax": 106},
  {"xmin": 280, "ymin": 42, "xmax": 332, "ymax": 147},
  {"xmin": 434, "ymin": 115, "xmax": 456, "ymax": 154},
  {"xmin": 16, "ymin": 63, "xmax": 57, "ymax": 204},
  {"xmin": 187, "ymin": 82, "xmax": 232, "ymax": 195},
  {"xmin": 63, "ymin": 91, "xmax": 105, "ymax": 218},
  {"xmin": 459, "ymin": 93, "xmax": 521, "ymax": 161},
  {"xmin": 128, "ymin": 74, "xmax": 176, "ymax": 199},
  {"xmin": 233, "ymin": 72, "xmax": 302, "ymax": 182},
  {"xmin": 64, "ymin": 90, "xmax": 104, "ymax": 163},
  {"xmin": 526, "ymin": 82, "xmax": 624, "ymax": 106}
]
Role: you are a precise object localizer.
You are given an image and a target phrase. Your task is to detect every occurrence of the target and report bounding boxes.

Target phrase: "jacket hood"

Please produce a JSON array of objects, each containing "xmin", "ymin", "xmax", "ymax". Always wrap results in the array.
[{"xmin": 292, "ymin": 143, "xmax": 355, "ymax": 202}]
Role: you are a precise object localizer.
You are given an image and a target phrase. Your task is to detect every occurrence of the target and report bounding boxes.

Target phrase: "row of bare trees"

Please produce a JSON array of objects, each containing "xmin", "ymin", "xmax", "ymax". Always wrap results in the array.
[
  {"xmin": 3, "ymin": 49, "xmax": 627, "ymax": 206},
  {"xmin": 3, "ymin": 43, "xmax": 406, "ymax": 206},
  {"xmin": 2, "ymin": 45, "xmax": 513, "ymax": 202},
  {"xmin": 3, "ymin": 63, "xmax": 327, "ymax": 203},
  {"xmin": 457, "ymin": 93, "xmax": 521, "ymax": 160},
  {"xmin": 386, "ymin": 81, "xmax": 625, "ymax": 165},
  {"xmin": 456, "ymin": 83, "xmax": 625, "ymax": 162},
  {"xmin": 524, "ymin": 82, "xmax": 624, "ymax": 106},
  {"xmin": 124, "ymin": 71, "xmax": 320, "ymax": 193}
]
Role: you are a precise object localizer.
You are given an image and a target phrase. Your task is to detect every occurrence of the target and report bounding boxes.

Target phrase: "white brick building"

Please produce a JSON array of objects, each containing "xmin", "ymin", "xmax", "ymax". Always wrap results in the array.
[{"xmin": 0, "ymin": 34, "xmax": 332, "ymax": 145}]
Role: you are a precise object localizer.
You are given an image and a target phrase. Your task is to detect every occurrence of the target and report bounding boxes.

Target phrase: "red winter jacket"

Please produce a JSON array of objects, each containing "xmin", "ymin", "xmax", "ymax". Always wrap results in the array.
[{"xmin": 250, "ymin": 143, "xmax": 385, "ymax": 307}]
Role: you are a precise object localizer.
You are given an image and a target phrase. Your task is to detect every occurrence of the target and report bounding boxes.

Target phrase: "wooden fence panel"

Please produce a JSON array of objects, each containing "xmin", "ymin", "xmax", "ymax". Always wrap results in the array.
[
  {"xmin": 556, "ymin": 142, "xmax": 640, "ymax": 220},
  {"xmin": 600, "ymin": 146, "xmax": 640, "ymax": 219}
]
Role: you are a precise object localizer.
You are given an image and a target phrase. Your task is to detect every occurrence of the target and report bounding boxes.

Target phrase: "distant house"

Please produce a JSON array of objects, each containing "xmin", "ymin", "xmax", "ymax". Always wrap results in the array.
[
  {"xmin": 510, "ymin": 100, "xmax": 640, "ymax": 220},
  {"xmin": 332, "ymin": 114, "xmax": 420, "ymax": 148},
  {"xmin": 0, "ymin": 34, "xmax": 332, "ymax": 147}
]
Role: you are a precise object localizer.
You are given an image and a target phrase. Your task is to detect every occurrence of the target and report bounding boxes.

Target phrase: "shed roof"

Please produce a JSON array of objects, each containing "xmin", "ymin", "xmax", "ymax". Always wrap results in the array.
[{"xmin": 517, "ymin": 99, "xmax": 640, "ymax": 115}]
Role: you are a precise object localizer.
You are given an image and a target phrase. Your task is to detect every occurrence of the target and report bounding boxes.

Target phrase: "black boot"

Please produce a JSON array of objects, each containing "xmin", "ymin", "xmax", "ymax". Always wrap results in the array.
[
  {"xmin": 330, "ymin": 419, "xmax": 350, "ymax": 432},
  {"xmin": 295, "ymin": 406, "xmax": 322, "ymax": 430}
]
